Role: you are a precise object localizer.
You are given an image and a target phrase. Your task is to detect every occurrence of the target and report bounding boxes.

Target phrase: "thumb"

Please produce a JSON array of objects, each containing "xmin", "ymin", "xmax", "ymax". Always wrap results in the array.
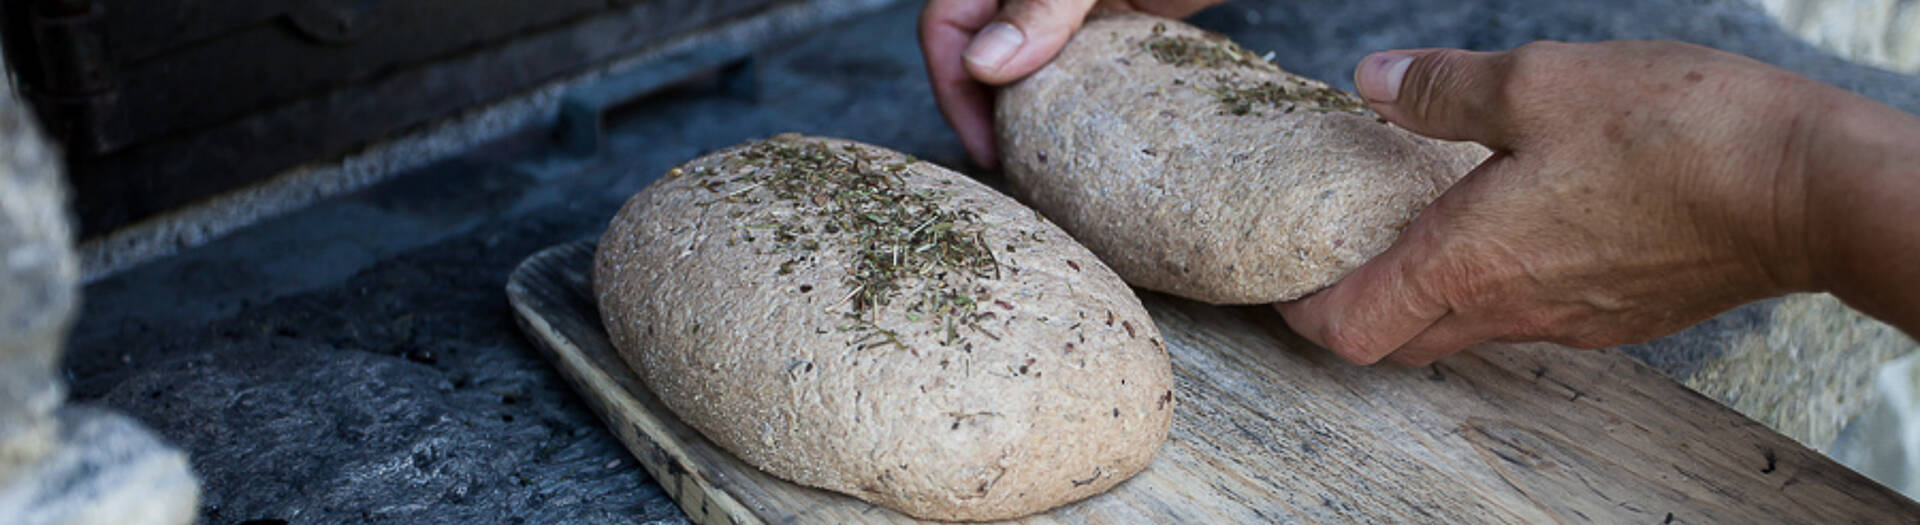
[
  {"xmin": 1355, "ymin": 48, "xmax": 1516, "ymax": 149},
  {"xmin": 964, "ymin": 0, "xmax": 1099, "ymax": 85}
]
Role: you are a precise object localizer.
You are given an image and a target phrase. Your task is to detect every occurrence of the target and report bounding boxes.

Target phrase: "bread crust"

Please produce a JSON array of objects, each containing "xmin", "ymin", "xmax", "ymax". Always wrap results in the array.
[
  {"xmin": 594, "ymin": 135, "xmax": 1174, "ymax": 521},
  {"xmin": 996, "ymin": 13, "xmax": 1490, "ymax": 304}
]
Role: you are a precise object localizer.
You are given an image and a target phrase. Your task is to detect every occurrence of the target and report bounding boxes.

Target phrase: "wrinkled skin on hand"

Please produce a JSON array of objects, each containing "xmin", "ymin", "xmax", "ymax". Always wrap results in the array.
[
  {"xmin": 1279, "ymin": 41, "xmax": 1920, "ymax": 366},
  {"xmin": 919, "ymin": 0, "xmax": 1223, "ymax": 168}
]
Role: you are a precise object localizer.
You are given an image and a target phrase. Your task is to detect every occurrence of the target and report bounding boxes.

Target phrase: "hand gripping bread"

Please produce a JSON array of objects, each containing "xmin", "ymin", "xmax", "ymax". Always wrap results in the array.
[
  {"xmin": 996, "ymin": 13, "xmax": 1490, "ymax": 304},
  {"xmin": 594, "ymin": 135, "xmax": 1174, "ymax": 521}
]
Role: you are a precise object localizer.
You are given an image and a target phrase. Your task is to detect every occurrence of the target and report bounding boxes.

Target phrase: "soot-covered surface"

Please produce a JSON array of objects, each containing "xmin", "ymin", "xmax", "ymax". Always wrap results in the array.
[{"xmin": 63, "ymin": 1, "xmax": 1920, "ymax": 522}]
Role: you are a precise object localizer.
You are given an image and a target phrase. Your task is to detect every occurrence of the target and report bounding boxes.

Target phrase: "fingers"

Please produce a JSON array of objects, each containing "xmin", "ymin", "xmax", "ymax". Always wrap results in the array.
[
  {"xmin": 920, "ymin": 0, "xmax": 1003, "ymax": 167},
  {"xmin": 1278, "ymin": 155, "xmax": 1519, "ymax": 365},
  {"xmin": 965, "ymin": 0, "xmax": 1100, "ymax": 85},
  {"xmin": 1385, "ymin": 313, "xmax": 1497, "ymax": 366},
  {"xmin": 1276, "ymin": 216, "xmax": 1453, "ymax": 365},
  {"xmin": 923, "ymin": 0, "xmax": 1106, "ymax": 167},
  {"xmin": 1354, "ymin": 48, "xmax": 1517, "ymax": 149}
]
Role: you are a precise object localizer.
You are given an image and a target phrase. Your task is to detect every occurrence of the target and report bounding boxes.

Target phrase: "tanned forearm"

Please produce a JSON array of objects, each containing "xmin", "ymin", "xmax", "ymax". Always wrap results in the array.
[{"xmin": 1802, "ymin": 89, "xmax": 1920, "ymax": 335}]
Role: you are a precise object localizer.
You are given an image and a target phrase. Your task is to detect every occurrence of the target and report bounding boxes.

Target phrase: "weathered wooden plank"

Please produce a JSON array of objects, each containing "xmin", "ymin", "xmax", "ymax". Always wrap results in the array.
[{"xmin": 508, "ymin": 240, "xmax": 1920, "ymax": 523}]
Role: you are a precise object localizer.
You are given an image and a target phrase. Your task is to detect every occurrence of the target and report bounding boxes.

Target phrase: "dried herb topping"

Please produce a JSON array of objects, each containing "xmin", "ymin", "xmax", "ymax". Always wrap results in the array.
[
  {"xmin": 703, "ymin": 138, "xmax": 1002, "ymax": 348},
  {"xmin": 1140, "ymin": 23, "xmax": 1274, "ymax": 71},
  {"xmin": 1206, "ymin": 78, "xmax": 1372, "ymax": 116},
  {"xmin": 1139, "ymin": 24, "xmax": 1374, "ymax": 117}
]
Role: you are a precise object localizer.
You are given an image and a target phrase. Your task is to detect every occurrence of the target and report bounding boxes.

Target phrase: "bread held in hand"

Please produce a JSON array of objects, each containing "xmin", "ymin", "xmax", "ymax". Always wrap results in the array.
[{"xmin": 997, "ymin": 13, "xmax": 1490, "ymax": 304}]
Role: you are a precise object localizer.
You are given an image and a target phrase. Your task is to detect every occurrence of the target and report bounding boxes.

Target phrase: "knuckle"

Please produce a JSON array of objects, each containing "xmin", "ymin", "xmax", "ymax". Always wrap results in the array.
[
  {"xmin": 1506, "ymin": 40, "xmax": 1571, "ymax": 71},
  {"xmin": 1404, "ymin": 237, "xmax": 1479, "ymax": 312},
  {"xmin": 1318, "ymin": 322, "xmax": 1388, "ymax": 365},
  {"xmin": 1416, "ymin": 257, "xmax": 1475, "ymax": 311},
  {"xmin": 1494, "ymin": 41, "xmax": 1572, "ymax": 110},
  {"xmin": 1493, "ymin": 48, "xmax": 1537, "ymax": 94}
]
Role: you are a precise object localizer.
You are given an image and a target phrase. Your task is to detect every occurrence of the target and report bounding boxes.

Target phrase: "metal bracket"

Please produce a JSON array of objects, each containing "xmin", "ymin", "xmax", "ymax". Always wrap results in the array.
[
  {"xmin": 288, "ymin": 0, "xmax": 384, "ymax": 45},
  {"xmin": 26, "ymin": 0, "xmax": 117, "ymax": 154}
]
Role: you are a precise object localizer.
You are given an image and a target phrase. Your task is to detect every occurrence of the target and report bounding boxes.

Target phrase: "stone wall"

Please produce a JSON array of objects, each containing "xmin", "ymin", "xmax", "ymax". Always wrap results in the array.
[{"xmin": 1753, "ymin": 0, "xmax": 1920, "ymax": 72}]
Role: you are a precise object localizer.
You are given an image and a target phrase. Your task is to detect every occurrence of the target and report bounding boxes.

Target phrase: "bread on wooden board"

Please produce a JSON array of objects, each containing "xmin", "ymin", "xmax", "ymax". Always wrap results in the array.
[
  {"xmin": 594, "ymin": 135, "xmax": 1174, "ymax": 521},
  {"xmin": 996, "ymin": 13, "xmax": 1491, "ymax": 304}
]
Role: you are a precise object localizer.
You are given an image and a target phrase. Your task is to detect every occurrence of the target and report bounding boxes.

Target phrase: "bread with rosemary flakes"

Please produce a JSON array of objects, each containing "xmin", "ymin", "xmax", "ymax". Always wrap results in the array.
[
  {"xmin": 593, "ymin": 134, "xmax": 1174, "ymax": 521},
  {"xmin": 996, "ymin": 13, "xmax": 1490, "ymax": 304}
]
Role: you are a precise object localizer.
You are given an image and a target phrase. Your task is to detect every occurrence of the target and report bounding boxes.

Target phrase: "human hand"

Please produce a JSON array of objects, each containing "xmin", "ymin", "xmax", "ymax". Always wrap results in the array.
[
  {"xmin": 1276, "ymin": 41, "xmax": 1853, "ymax": 366},
  {"xmin": 919, "ymin": 0, "xmax": 1223, "ymax": 168}
]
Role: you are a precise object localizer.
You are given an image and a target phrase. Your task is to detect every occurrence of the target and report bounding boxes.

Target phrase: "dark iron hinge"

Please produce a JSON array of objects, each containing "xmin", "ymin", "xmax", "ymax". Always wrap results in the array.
[{"xmin": 26, "ymin": 0, "xmax": 118, "ymax": 155}]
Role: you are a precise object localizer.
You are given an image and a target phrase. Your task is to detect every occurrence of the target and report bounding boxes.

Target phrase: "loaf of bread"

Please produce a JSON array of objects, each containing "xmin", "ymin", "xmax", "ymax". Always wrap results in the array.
[
  {"xmin": 997, "ymin": 13, "xmax": 1490, "ymax": 304},
  {"xmin": 594, "ymin": 135, "xmax": 1173, "ymax": 521}
]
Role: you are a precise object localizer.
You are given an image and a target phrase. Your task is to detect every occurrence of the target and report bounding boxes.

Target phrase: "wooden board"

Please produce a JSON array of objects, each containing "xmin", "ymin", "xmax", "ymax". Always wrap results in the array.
[{"xmin": 507, "ymin": 240, "xmax": 1920, "ymax": 523}]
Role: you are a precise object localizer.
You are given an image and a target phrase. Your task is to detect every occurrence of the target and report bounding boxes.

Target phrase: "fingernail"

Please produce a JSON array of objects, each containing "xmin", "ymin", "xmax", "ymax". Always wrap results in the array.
[
  {"xmin": 964, "ymin": 22, "xmax": 1025, "ymax": 73},
  {"xmin": 1356, "ymin": 52, "xmax": 1414, "ymax": 102}
]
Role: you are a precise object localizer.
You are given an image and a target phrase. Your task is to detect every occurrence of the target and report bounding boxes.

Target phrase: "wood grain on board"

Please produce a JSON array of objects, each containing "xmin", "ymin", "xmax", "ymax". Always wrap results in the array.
[{"xmin": 507, "ymin": 240, "xmax": 1920, "ymax": 523}]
